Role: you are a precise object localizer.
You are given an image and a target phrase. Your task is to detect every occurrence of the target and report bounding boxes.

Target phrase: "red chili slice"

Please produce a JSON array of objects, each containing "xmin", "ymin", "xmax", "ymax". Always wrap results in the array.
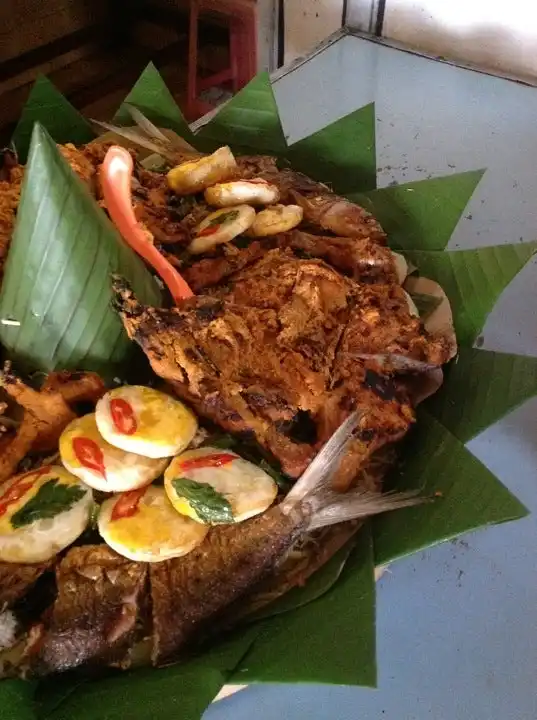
[
  {"xmin": 110, "ymin": 398, "xmax": 137, "ymax": 435},
  {"xmin": 179, "ymin": 452, "xmax": 236, "ymax": 471},
  {"xmin": 111, "ymin": 487, "xmax": 147, "ymax": 522},
  {"xmin": 73, "ymin": 437, "xmax": 106, "ymax": 479},
  {"xmin": 197, "ymin": 224, "xmax": 220, "ymax": 238},
  {"xmin": 0, "ymin": 466, "xmax": 51, "ymax": 518}
]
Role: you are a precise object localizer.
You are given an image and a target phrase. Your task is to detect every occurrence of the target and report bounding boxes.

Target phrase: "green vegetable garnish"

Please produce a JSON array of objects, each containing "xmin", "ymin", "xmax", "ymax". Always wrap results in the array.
[
  {"xmin": 207, "ymin": 210, "xmax": 240, "ymax": 228},
  {"xmin": 409, "ymin": 292, "xmax": 443, "ymax": 319},
  {"xmin": 11, "ymin": 479, "xmax": 87, "ymax": 529},
  {"xmin": 171, "ymin": 477, "xmax": 234, "ymax": 524}
]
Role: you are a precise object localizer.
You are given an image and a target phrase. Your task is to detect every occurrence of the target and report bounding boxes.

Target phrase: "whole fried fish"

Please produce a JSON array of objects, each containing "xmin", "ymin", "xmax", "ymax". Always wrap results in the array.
[
  {"xmin": 148, "ymin": 412, "xmax": 422, "ymax": 665},
  {"xmin": 25, "ymin": 414, "xmax": 422, "ymax": 674}
]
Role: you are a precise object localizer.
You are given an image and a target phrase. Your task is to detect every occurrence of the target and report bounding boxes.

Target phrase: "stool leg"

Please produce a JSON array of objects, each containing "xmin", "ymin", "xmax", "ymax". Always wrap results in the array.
[
  {"xmin": 187, "ymin": 0, "xmax": 200, "ymax": 119},
  {"xmin": 229, "ymin": 19, "xmax": 241, "ymax": 92}
]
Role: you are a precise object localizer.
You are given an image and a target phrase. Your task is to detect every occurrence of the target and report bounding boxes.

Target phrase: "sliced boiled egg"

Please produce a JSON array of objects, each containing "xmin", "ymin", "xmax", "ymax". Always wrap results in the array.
[
  {"xmin": 59, "ymin": 414, "xmax": 168, "ymax": 493},
  {"xmin": 164, "ymin": 447, "xmax": 278, "ymax": 525},
  {"xmin": 246, "ymin": 204, "xmax": 303, "ymax": 237},
  {"xmin": 167, "ymin": 146, "xmax": 237, "ymax": 195},
  {"xmin": 189, "ymin": 205, "xmax": 256, "ymax": 254},
  {"xmin": 0, "ymin": 465, "xmax": 92, "ymax": 563},
  {"xmin": 98, "ymin": 485, "xmax": 208, "ymax": 562},
  {"xmin": 204, "ymin": 179, "xmax": 280, "ymax": 207},
  {"xmin": 95, "ymin": 386, "xmax": 198, "ymax": 459}
]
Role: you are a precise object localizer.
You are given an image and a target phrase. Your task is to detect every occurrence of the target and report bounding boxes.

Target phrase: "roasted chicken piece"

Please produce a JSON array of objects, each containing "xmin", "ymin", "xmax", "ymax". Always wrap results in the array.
[
  {"xmin": 290, "ymin": 190, "xmax": 386, "ymax": 241},
  {"xmin": 0, "ymin": 366, "xmax": 106, "ymax": 484},
  {"xmin": 0, "ymin": 560, "xmax": 54, "ymax": 611}
]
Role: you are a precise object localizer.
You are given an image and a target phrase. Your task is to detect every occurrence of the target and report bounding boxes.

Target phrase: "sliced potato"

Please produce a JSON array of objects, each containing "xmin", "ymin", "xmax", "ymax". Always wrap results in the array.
[
  {"xmin": 205, "ymin": 179, "xmax": 280, "ymax": 207},
  {"xmin": 247, "ymin": 204, "xmax": 303, "ymax": 237},
  {"xmin": 167, "ymin": 146, "xmax": 237, "ymax": 195},
  {"xmin": 404, "ymin": 290, "xmax": 419, "ymax": 317},
  {"xmin": 391, "ymin": 251, "xmax": 408, "ymax": 284},
  {"xmin": 189, "ymin": 205, "xmax": 256, "ymax": 254}
]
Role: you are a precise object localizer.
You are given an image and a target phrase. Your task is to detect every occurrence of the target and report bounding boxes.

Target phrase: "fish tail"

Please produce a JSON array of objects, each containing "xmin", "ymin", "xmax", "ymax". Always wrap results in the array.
[{"xmin": 280, "ymin": 410, "xmax": 427, "ymax": 527}]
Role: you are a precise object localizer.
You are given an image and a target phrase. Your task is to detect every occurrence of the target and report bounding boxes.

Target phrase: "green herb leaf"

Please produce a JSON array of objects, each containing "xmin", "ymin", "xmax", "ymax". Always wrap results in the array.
[
  {"xmin": 426, "ymin": 347, "xmax": 537, "ymax": 443},
  {"xmin": 409, "ymin": 291, "xmax": 443, "ymax": 318},
  {"xmin": 286, "ymin": 104, "xmax": 376, "ymax": 194},
  {"xmin": 12, "ymin": 75, "xmax": 94, "ymax": 163},
  {"xmin": 11, "ymin": 479, "xmax": 86, "ymax": 529},
  {"xmin": 114, "ymin": 62, "xmax": 196, "ymax": 146},
  {"xmin": 373, "ymin": 412, "xmax": 529, "ymax": 566},
  {"xmin": 350, "ymin": 170, "xmax": 484, "ymax": 251},
  {"xmin": 171, "ymin": 477, "xmax": 234, "ymax": 524},
  {"xmin": 405, "ymin": 243, "xmax": 537, "ymax": 346},
  {"xmin": 205, "ymin": 210, "xmax": 239, "ymax": 229},
  {"xmin": 0, "ymin": 123, "xmax": 162, "ymax": 378},
  {"xmin": 195, "ymin": 73, "xmax": 287, "ymax": 155}
]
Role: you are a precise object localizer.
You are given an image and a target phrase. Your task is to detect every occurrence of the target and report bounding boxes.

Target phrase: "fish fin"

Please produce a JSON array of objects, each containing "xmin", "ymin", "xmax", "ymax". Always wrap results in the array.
[
  {"xmin": 280, "ymin": 410, "xmax": 428, "ymax": 524},
  {"xmin": 280, "ymin": 412, "xmax": 361, "ymax": 513},
  {"xmin": 307, "ymin": 488, "xmax": 427, "ymax": 531}
]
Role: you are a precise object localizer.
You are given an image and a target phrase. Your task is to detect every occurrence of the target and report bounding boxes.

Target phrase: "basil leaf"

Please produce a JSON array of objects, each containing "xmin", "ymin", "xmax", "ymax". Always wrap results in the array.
[
  {"xmin": 409, "ymin": 291, "xmax": 443, "ymax": 319},
  {"xmin": 11, "ymin": 479, "xmax": 87, "ymax": 529},
  {"xmin": 171, "ymin": 477, "xmax": 234, "ymax": 523}
]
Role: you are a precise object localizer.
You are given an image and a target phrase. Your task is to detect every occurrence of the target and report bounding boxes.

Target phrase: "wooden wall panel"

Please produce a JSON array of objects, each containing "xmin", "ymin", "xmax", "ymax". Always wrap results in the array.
[{"xmin": 0, "ymin": 0, "xmax": 108, "ymax": 63}]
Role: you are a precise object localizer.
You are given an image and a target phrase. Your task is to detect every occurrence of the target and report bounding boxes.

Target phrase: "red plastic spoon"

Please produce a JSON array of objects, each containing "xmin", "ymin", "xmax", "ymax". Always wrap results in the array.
[{"xmin": 100, "ymin": 145, "xmax": 193, "ymax": 302}]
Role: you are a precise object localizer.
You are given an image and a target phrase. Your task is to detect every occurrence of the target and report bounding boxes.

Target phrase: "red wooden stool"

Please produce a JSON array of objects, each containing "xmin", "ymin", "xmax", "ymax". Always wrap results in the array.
[{"xmin": 186, "ymin": 0, "xmax": 257, "ymax": 121}]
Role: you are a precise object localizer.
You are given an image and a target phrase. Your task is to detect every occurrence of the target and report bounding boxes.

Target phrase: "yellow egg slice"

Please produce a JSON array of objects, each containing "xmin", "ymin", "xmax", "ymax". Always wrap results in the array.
[
  {"xmin": 98, "ymin": 485, "xmax": 208, "ymax": 562},
  {"xmin": 189, "ymin": 205, "xmax": 256, "ymax": 254},
  {"xmin": 204, "ymin": 179, "xmax": 280, "ymax": 207},
  {"xmin": 95, "ymin": 386, "xmax": 198, "ymax": 459},
  {"xmin": 167, "ymin": 146, "xmax": 237, "ymax": 195},
  {"xmin": 60, "ymin": 414, "xmax": 168, "ymax": 493},
  {"xmin": 164, "ymin": 447, "xmax": 278, "ymax": 525},
  {"xmin": 246, "ymin": 204, "xmax": 303, "ymax": 237},
  {"xmin": 0, "ymin": 465, "xmax": 93, "ymax": 564}
]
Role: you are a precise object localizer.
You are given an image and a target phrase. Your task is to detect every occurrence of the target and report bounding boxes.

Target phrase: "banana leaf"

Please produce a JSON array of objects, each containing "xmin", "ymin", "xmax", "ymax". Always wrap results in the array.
[
  {"xmin": 0, "ymin": 124, "xmax": 161, "ymax": 380},
  {"xmin": 12, "ymin": 76, "xmax": 95, "ymax": 163}
]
